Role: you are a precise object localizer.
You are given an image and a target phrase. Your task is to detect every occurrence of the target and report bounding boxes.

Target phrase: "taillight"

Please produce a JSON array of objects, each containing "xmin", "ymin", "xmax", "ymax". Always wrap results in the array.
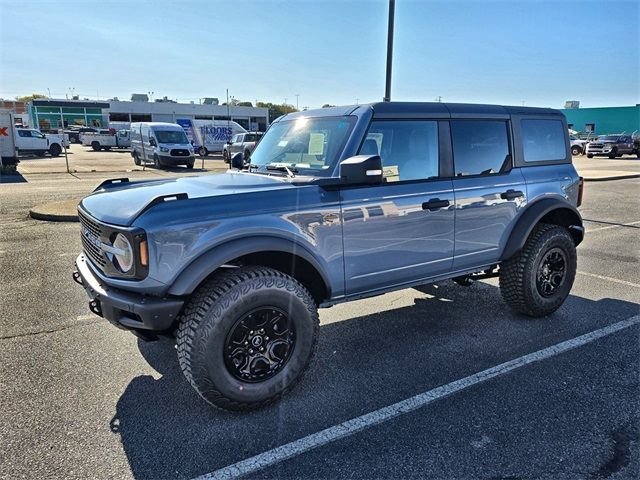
[{"xmin": 577, "ymin": 177, "xmax": 584, "ymax": 207}]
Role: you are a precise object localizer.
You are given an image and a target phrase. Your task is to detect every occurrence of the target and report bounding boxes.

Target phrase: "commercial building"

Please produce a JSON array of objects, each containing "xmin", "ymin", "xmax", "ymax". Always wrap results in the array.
[
  {"xmin": 28, "ymin": 98, "xmax": 270, "ymax": 132},
  {"xmin": 561, "ymin": 104, "xmax": 640, "ymax": 135}
]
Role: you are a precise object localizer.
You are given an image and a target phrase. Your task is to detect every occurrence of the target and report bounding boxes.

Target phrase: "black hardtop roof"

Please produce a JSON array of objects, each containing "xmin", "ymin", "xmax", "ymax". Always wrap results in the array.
[{"xmin": 369, "ymin": 101, "xmax": 561, "ymax": 116}]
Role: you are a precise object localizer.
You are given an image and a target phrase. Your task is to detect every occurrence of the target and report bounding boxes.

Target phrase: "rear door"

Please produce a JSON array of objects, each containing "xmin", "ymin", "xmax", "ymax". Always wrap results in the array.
[
  {"xmin": 341, "ymin": 119, "xmax": 455, "ymax": 295},
  {"xmin": 450, "ymin": 119, "xmax": 527, "ymax": 271}
]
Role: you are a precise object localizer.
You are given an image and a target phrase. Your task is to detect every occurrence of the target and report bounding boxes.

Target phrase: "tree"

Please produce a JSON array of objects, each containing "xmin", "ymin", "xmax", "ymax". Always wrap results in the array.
[
  {"xmin": 237, "ymin": 101, "xmax": 253, "ymax": 107},
  {"xmin": 15, "ymin": 93, "xmax": 48, "ymax": 103},
  {"xmin": 322, "ymin": 104, "xmax": 335, "ymax": 108},
  {"xmin": 256, "ymin": 102, "xmax": 298, "ymax": 123}
]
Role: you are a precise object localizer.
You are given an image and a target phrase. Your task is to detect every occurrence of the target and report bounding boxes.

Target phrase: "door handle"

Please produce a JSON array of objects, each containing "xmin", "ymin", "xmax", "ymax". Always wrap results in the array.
[
  {"xmin": 500, "ymin": 189, "xmax": 524, "ymax": 200},
  {"xmin": 422, "ymin": 198, "xmax": 450, "ymax": 211}
]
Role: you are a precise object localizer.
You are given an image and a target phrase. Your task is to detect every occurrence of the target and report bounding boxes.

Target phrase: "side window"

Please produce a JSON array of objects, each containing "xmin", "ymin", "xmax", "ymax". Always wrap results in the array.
[
  {"xmin": 521, "ymin": 119, "xmax": 566, "ymax": 162},
  {"xmin": 451, "ymin": 120, "xmax": 510, "ymax": 176},
  {"xmin": 18, "ymin": 130, "xmax": 31, "ymax": 137},
  {"xmin": 358, "ymin": 120, "xmax": 439, "ymax": 182}
]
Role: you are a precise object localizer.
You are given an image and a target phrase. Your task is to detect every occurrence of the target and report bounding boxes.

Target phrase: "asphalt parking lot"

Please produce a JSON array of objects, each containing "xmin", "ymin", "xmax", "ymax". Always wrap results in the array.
[{"xmin": 0, "ymin": 149, "xmax": 639, "ymax": 479}]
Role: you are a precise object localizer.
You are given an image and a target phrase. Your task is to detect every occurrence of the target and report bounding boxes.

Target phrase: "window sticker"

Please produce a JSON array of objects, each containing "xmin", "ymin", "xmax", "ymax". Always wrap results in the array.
[
  {"xmin": 308, "ymin": 133, "xmax": 325, "ymax": 155},
  {"xmin": 278, "ymin": 140, "xmax": 288, "ymax": 147},
  {"xmin": 383, "ymin": 165, "xmax": 399, "ymax": 182}
]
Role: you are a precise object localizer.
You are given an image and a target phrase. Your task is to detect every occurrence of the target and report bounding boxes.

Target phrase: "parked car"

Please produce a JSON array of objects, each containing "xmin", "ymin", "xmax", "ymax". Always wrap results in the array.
[
  {"xmin": 569, "ymin": 135, "xmax": 587, "ymax": 156},
  {"xmin": 15, "ymin": 128, "xmax": 69, "ymax": 157},
  {"xmin": 82, "ymin": 130, "xmax": 131, "ymax": 151},
  {"xmin": 586, "ymin": 134, "xmax": 636, "ymax": 159},
  {"xmin": 73, "ymin": 102, "xmax": 584, "ymax": 411},
  {"xmin": 222, "ymin": 131, "xmax": 263, "ymax": 163},
  {"xmin": 129, "ymin": 122, "xmax": 195, "ymax": 168}
]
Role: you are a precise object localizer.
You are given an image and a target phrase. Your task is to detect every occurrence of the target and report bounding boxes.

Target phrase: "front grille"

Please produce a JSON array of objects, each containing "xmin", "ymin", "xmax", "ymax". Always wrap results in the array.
[
  {"xmin": 170, "ymin": 149, "xmax": 190, "ymax": 157},
  {"xmin": 78, "ymin": 210, "xmax": 107, "ymax": 269}
]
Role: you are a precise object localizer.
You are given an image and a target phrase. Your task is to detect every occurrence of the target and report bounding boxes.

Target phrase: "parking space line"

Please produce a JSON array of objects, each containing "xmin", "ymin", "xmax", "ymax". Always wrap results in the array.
[
  {"xmin": 194, "ymin": 315, "xmax": 640, "ymax": 480},
  {"xmin": 577, "ymin": 271, "xmax": 640, "ymax": 289}
]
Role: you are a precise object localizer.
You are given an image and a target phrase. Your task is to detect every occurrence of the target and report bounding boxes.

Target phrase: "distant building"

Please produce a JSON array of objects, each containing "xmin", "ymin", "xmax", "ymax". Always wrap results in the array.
[
  {"xmin": 28, "ymin": 97, "xmax": 269, "ymax": 132},
  {"xmin": 561, "ymin": 104, "xmax": 640, "ymax": 135}
]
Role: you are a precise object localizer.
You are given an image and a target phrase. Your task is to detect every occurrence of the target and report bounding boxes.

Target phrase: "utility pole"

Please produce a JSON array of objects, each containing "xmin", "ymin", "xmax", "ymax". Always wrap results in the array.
[
  {"xmin": 295, "ymin": 94, "xmax": 299, "ymax": 110},
  {"xmin": 383, "ymin": 0, "xmax": 395, "ymax": 102}
]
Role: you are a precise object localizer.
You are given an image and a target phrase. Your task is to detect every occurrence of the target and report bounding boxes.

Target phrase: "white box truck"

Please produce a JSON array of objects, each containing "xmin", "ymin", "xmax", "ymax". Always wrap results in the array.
[
  {"xmin": 176, "ymin": 119, "xmax": 246, "ymax": 156},
  {"xmin": 0, "ymin": 109, "xmax": 18, "ymax": 173}
]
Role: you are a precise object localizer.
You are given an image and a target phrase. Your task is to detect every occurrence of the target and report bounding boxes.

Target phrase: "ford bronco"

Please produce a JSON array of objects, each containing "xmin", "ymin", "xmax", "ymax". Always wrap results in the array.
[{"xmin": 73, "ymin": 102, "xmax": 584, "ymax": 411}]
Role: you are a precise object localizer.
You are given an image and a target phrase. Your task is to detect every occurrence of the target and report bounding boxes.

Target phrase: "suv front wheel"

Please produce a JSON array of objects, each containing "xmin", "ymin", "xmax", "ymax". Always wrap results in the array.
[
  {"xmin": 499, "ymin": 223, "xmax": 577, "ymax": 317},
  {"xmin": 176, "ymin": 266, "xmax": 319, "ymax": 411}
]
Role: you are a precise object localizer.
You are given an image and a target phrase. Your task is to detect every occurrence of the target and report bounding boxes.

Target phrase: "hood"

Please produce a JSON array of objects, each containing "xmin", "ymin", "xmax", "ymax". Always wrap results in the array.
[{"xmin": 80, "ymin": 172, "xmax": 293, "ymax": 226}]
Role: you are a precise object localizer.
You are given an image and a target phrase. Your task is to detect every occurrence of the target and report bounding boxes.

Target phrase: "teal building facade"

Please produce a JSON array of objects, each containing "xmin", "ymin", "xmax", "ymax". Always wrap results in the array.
[{"xmin": 561, "ymin": 105, "xmax": 640, "ymax": 135}]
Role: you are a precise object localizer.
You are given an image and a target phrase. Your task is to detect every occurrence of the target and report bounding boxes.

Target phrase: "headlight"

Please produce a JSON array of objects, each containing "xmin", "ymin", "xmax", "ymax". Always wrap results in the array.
[
  {"xmin": 112, "ymin": 233, "xmax": 133, "ymax": 272},
  {"xmin": 159, "ymin": 146, "xmax": 169, "ymax": 152}
]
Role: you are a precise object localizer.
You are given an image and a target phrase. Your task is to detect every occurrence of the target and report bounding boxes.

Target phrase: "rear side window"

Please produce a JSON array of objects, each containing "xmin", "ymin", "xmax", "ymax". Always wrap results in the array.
[
  {"xmin": 451, "ymin": 120, "xmax": 510, "ymax": 176},
  {"xmin": 521, "ymin": 119, "xmax": 566, "ymax": 162}
]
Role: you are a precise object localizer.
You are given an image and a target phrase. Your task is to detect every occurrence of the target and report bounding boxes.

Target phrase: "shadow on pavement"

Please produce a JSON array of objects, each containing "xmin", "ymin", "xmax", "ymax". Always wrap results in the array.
[
  {"xmin": 0, "ymin": 170, "xmax": 27, "ymax": 183},
  {"xmin": 109, "ymin": 281, "xmax": 639, "ymax": 479}
]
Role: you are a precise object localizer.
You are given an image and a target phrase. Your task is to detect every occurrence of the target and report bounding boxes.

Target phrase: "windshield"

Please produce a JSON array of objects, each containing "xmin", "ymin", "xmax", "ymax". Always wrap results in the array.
[
  {"xmin": 598, "ymin": 135, "xmax": 620, "ymax": 141},
  {"xmin": 248, "ymin": 116, "xmax": 356, "ymax": 176},
  {"xmin": 153, "ymin": 129, "xmax": 188, "ymax": 144}
]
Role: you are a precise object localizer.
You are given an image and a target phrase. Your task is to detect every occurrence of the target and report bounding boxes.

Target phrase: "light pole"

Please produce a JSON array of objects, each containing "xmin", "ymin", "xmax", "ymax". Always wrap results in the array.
[
  {"xmin": 295, "ymin": 94, "xmax": 299, "ymax": 110},
  {"xmin": 383, "ymin": 0, "xmax": 395, "ymax": 102}
]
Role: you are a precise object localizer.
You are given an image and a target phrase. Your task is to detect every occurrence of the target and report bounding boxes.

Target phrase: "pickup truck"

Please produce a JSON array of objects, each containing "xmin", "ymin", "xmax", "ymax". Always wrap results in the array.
[
  {"xmin": 586, "ymin": 134, "xmax": 638, "ymax": 158},
  {"xmin": 15, "ymin": 128, "xmax": 69, "ymax": 157},
  {"xmin": 74, "ymin": 102, "xmax": 584, "ymax": 411},
  {"xmin": 82, "ymin": 130, "xmax": 131, "ymax": 151},
  {"xmin": 222, "ymin": 131, "xmax": 263, "ymax": 163}
]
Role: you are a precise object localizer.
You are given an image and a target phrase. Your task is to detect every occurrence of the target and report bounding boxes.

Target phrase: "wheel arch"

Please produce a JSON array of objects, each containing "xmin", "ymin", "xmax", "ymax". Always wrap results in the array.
[
  {"xmin": 501, "ymin": 198, "xmax": 583, "ymax": 261},
  {"xmin": 167, "ymin": 236, "xmax": 332, "ymax": 304}
]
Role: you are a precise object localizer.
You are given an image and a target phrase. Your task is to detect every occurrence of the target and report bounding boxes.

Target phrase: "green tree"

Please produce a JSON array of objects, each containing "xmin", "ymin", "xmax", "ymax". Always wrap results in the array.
[
  {"xmin": 237, "ymin": 101, "xmax": 253, "ymax": 107},
  {"xmin": 256, "ymin": 102, "xmax": 298, "ymax": 123},
  {"xmin": 15, "ymin": 93, "xmax": 48, "ymax": 103}
]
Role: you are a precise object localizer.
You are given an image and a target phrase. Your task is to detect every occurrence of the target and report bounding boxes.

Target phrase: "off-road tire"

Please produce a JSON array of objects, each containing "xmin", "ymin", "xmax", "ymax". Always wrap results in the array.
[
  {"xmin": 176, "ymin": 266, "xmax": 319, "ymax": 411},
  {"xmin": 608, "ymin": 148, "xmax": 617, "ymax": 159},
  {"xmin": 186, "ymin": 162, "xmax": 194, "ymax": 169},
  {"xmin": 133, "ymin": 152, "xmax": 141, "ymax": 166},
  {"xmin": 499, "ymin": 223, "xmax": 576, "ymax": 317},
  {"xmin": 199, "ymin": 147, "xmax": 208, "ymax": 157},
  {"xmin": 91, "ymin": 142, "xmax": 101, "ymax": 151},
  {"xmin": 48, "ymin": 144, "xmax": 62, "ymax": 157}
]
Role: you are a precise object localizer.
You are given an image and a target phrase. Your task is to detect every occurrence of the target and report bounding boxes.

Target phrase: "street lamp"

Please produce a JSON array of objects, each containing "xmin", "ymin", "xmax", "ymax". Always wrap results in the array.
[{"xmin": 383, "ymin": 0, "xmax": 395, "ymax": 102}]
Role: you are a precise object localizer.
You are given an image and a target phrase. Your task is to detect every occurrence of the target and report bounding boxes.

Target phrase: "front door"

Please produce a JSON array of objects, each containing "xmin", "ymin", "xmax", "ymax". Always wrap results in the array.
[
  {"xmin": 449, "ymin": 119, "xmax": 527, "ymax": 270},
  {"xmin": 342, "ymin": 119, "xmax": 455, "ymax": 295}
]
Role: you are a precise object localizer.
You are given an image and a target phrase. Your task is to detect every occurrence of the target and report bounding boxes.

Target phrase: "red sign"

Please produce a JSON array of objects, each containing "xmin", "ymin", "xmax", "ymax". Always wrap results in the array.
[{"xmin": 0, "ymin": 127, "xmax": 8, "ymax": 136}]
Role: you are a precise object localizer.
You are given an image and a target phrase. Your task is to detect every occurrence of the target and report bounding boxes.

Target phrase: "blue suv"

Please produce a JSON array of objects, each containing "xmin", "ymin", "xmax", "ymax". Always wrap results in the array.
[{"xmin": 73, "ymin": 102, "xmax": 584, "ymax": 411}]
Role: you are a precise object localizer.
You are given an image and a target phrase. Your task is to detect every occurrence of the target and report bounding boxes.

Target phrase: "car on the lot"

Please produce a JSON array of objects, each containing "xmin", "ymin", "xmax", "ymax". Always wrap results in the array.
[
  {"xmin": 129, "ymin": 122, "xmax": 195, "ymax": 168},
  {"xmin": 222, "ymin": 131, "xmax": 263, "ymax": 163},
  {"xmin": 82, "ymin": 129, "xmax": 131, "ymax": 151},
  {"xmin": 569, "ymin": 135, "xmax": 587, "ymax": 156},
  {"xmin": 15, "ymin": 128, "xmax": 69, "ymax": 157},
  {"xmin": 73, "ymin": 102, "xmax": 584, "ymax": 412},
  {"xmin": 586, "ymin": 134, "xmax": 636, "ymax": 159}
]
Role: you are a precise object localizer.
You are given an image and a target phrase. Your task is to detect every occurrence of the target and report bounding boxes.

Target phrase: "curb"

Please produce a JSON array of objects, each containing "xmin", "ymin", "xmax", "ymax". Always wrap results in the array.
[
  {"xmin": 29, "ymin": 199, "xmax": 80, "ymax": 223},
  {"xmin": 583, "ymin": 174, "xmax": 640, "ymax": 182}
]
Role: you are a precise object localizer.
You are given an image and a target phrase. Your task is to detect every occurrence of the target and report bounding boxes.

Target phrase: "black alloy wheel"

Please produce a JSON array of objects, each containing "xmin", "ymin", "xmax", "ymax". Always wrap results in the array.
[
  {"xmin": 536, "ymin": 247, "xmax": 567, "ymax": 297},
  {"xmin": 224, "ymin": 307, "xmax": 296, "ymax": 382}
]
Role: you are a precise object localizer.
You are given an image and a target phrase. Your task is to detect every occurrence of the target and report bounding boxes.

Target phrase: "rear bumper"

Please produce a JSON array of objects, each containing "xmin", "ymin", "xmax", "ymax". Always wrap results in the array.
[{"xmin": 73, "ymin": 253, "xmax": 184, "ymax": 333}]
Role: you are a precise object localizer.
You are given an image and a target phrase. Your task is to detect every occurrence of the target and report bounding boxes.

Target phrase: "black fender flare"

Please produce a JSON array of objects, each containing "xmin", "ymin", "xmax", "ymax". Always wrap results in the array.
[
  {"xmin": 501, "ymin": 198, "xmax": 583, "ymax": 261},
  {"xmin": 167, "ymin": 236, "xmax": 332, "ymax": 297}
]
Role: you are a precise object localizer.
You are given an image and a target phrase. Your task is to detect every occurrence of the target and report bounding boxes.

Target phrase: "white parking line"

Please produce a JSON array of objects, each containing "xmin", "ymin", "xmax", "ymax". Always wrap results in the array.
[
  {"xmin": 577, "ymin": 271, "xmax": 640, "ymax": 289},
  {"xmin": 194, "ymin": 314, "xmax": 640, "ymax": 480}
]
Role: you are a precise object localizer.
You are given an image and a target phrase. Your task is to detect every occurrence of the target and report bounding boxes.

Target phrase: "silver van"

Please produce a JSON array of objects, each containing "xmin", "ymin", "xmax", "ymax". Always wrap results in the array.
[{"xmin": 130, "ymin": 122, "xmax": 195, "ymax": 168}]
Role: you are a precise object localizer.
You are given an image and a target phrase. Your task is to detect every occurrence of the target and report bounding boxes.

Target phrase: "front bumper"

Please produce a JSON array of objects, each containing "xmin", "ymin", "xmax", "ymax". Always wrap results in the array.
[
  {"xmin": 158, "ymin": 154, "xmax": 195, "ymax": 165},
  {"xmin": 73, "ymin": 253, "xmax": 184, "ymax": 333}
]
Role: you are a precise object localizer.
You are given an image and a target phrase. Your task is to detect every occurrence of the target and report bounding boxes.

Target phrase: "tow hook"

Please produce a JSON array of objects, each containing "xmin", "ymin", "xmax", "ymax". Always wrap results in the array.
[
  {"xmin": 89, "ymin": 299, "xmax": 102, "ymax": 317},
  {"xmin": 72, "ymin": 270, "xmax": 83, "ymax": 286}
]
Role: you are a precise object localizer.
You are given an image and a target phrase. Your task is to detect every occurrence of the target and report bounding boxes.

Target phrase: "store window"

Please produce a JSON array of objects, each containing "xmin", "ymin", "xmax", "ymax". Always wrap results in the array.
[{"xmin": 109, "ymin": 112, "xmax": 130, "ymax": 122}]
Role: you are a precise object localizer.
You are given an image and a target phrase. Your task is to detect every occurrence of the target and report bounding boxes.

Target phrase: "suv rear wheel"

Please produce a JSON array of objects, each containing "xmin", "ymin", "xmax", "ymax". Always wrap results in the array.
[
  {"xmin": 48, "ymin": 144, "xmax": 62, "ymax": 157},
  {"xmin": 176, "ymin": 266, "xmax": 319, "ymax": 411},
  {"xmin": 570, "ymin": 145, "xmax": 581, "ymax": 156},
  {"xmin": 499, "ymin": 223, "xmax": 576, "ymax": 317}
]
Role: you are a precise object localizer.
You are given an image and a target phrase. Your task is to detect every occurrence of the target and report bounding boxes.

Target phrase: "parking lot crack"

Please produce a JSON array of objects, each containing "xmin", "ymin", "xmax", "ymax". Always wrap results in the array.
[{"xmin": 0, "ymin": 318, "xmax": 102, "ymax": 341}]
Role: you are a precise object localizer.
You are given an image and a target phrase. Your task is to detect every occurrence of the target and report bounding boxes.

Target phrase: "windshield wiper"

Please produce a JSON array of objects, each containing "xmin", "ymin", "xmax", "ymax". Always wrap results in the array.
[{"xmin": 266, "ymin": 164, "xmax": 297, "ymax": 177}]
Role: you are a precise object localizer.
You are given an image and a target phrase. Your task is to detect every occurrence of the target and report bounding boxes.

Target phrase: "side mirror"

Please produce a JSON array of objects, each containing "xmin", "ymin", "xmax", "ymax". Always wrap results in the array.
[
  {"xmin": 231, "ymin": 152, "xmax": 244, "ymax": 169},
  {"xmin": 227, "ymin": 141, "xmax": 232, "ymax": 145},
  {"xmin": 149, "ymin": 138, "xmax": 157, "ymax": 147},
  {"xmin": 339, "ymin": 155, "xmax": 383, "ymax": 185}
]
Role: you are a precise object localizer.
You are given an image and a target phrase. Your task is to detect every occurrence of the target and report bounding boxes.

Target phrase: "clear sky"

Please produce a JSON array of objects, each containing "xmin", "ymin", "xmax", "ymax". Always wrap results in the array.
[{"xmin": 1, "ymin": 0, "xmax": 638, "ymax": 109}]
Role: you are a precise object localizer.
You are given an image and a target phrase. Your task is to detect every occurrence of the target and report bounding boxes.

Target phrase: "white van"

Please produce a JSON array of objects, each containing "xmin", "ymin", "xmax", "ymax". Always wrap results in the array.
[
  {"xmin": 130, "ymin": 122, "xmax": 195, "ymax": 168},
  {"xmin": 176, "ymin": 119, "xmax": 247, "ymax": 156}
]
